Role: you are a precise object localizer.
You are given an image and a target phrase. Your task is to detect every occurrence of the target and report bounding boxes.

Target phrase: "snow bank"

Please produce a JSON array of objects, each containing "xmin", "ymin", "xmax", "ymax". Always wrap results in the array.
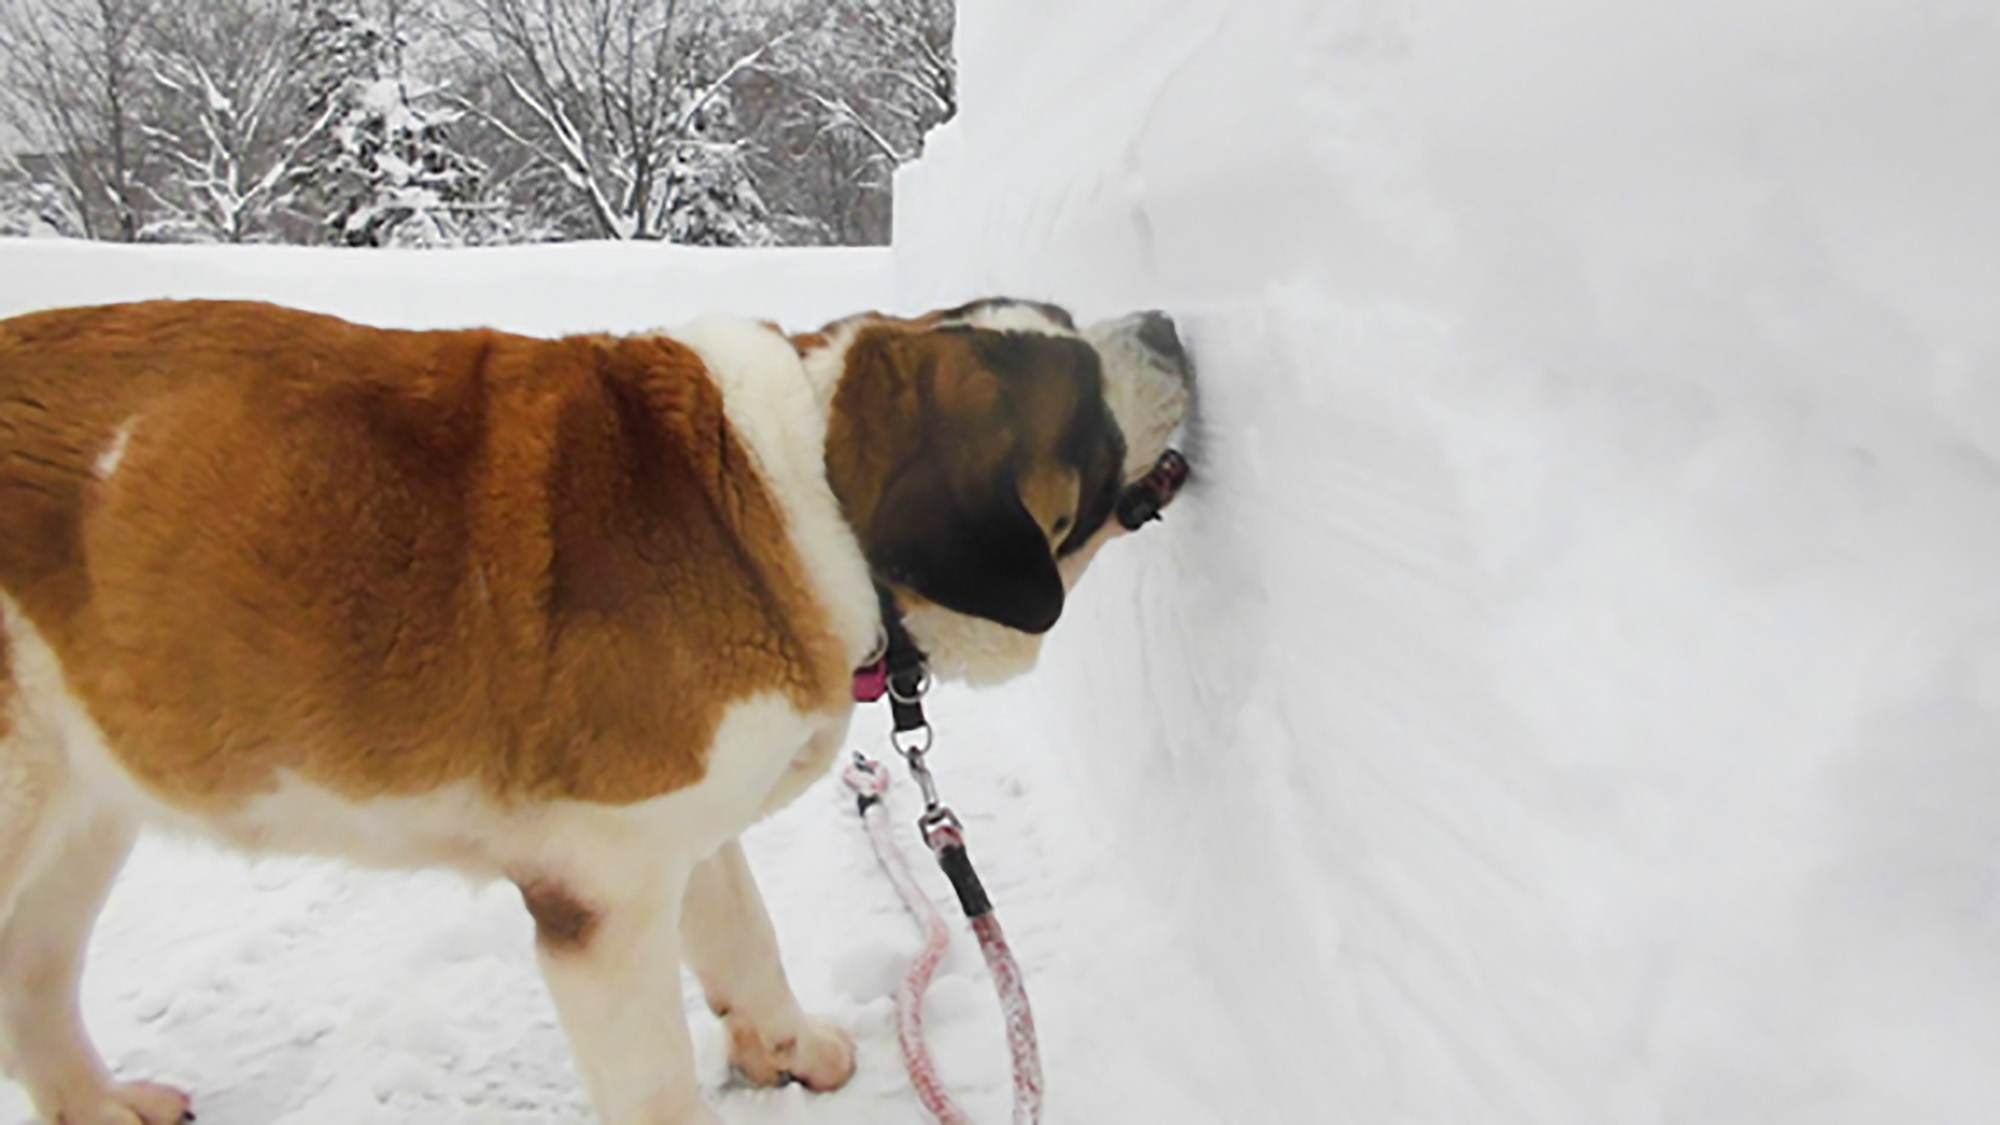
[
  {"xmin": 896, "ymin": 1, "xmax": 2000, "ymax": 1121},
  {"xmin": 0, "ymin": 240, "xmax": 890, "ymax": 335}
]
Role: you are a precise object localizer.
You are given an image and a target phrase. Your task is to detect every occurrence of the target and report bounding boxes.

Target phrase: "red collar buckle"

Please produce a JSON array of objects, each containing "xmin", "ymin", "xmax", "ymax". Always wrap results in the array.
[{"xmin": 853, "ymin": 658, "xmax": 889, "ymax": 703}]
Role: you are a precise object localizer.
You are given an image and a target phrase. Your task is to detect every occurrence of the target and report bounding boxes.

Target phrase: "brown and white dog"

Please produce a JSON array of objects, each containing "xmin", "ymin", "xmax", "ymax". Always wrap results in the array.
[{"xmin": 0, "ymin": 295, "xmax": 1191, "ymax": 1125}]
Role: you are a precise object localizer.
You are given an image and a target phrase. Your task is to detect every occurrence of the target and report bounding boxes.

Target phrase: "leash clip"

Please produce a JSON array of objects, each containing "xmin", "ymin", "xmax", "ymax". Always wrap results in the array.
[{"xmin": 896, "ymin": 725, "xmax": 942, "ymax": 810}]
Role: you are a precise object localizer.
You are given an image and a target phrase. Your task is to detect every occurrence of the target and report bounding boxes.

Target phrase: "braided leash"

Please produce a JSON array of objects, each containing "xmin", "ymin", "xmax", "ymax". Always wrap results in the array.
[
  {"xmin": 841, "ymin": 755, "xmax": 1042, "ymax": 1124},
  {"xmin": 845, "ymin": 576, "xmax": 1042, "ymax": 1125},
  {"xmin": 843, "ymin": 447, "xmax": 1189, "ymax": 1122}
]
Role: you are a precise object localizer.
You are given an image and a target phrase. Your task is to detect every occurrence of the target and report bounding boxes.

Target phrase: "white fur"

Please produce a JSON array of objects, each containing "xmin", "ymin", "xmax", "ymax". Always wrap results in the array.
[
  {"xmin": 798, "ymin": 317, "xmax": 865, "ymax": 414},
  {"xmin": 1087, "ymin": 313, "xmax": 1195, "ymax": 479},
  {"xmin": 663, "ymin": 317, "xmax": 880, "ymax": 672},
  {"xmin": 936, "ymin": 304, "xmax": 1078, "ymax": 337},
  {"xmin": 92, "ymin": 417, "xmax": 137, "ymax": 481}
]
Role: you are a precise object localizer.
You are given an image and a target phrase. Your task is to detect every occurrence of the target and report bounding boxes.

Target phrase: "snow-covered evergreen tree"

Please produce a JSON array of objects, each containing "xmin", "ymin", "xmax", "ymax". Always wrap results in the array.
[
  {"xmin": 294, "ymin": 0, "xmax": 490, "ymax": 246},
  {"xmin": 330, "ymin": 83, "xmax": 486, "ymax": 246},
  {"xmin": 659, "ymin": 93, "xmax": 771, "ymax": 247}
]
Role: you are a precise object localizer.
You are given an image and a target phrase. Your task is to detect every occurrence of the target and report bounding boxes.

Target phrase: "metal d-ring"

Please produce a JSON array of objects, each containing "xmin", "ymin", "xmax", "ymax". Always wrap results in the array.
[
  {"xmin": 887, "ymin": 664, "xmax": 933, "ymax": 705},
  {"xmin": 892, "ymin": 722, "xmax": 935, "ymax": 761}
]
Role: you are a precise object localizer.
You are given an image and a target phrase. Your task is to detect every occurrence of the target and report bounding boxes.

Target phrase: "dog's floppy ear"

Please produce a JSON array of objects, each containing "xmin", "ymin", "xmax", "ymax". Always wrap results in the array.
[
  {"xmin": 827, "ymin": 327, "xmax": 1067, "ymax": 634},
  {"xmin": 870, "ymin": 460, "xmax": 1065, "ymax": 634}
]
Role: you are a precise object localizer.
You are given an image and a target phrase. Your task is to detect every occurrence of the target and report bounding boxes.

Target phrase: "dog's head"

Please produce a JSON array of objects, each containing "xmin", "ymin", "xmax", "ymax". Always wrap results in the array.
[{"xmin": 807, "ymin": 298, "xmax": 1192, "ymax": 683}]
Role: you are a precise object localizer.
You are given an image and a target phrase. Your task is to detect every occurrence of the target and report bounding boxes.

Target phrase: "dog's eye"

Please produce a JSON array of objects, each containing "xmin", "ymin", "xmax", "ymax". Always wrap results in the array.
[{"xmin": 1052, "ymin": 514, "xmax": 1073, "ymax": 536}]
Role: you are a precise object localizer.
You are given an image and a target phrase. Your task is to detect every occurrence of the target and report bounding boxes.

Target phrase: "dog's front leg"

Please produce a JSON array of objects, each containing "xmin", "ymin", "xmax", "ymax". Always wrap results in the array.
[
  {"xmin": 682, "ymin": 839, "xmax": 856, "ymax": 1092},
  {"xmin": 520, "ymin": 864, "xmax": 719, "ymax": 1125}
]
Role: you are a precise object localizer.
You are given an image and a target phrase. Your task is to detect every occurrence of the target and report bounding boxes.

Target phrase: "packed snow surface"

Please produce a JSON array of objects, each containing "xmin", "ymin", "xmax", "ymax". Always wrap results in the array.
[
  {"xmin": 900, "ymin": 0, "xmax": 2000, "ymax": 1121},
  {"xmin": 6, "ymin": 0, "xmax": 2000, "ymax": 1121}
]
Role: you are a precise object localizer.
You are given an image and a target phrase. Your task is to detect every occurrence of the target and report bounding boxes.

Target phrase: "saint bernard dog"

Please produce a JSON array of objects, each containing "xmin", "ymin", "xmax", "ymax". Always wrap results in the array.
[{"xmin": 0, "ymin": 295, "xmax": 1191, "ymax": 1125}]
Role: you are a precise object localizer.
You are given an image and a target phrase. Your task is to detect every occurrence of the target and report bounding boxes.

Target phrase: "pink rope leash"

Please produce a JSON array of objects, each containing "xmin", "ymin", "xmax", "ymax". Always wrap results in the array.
[
  {"xmin": 842, "ymin": 755, "xmax": 1043, "ymax": 1125},
  {"xmin": 838, "ymin": 447, "xmax": 1188, "ymax": 1123}
]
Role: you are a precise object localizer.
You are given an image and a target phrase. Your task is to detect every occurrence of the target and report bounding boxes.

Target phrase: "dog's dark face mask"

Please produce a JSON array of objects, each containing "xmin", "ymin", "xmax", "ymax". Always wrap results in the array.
[{"xmin": 826, "ymin": 316, "xmax": 1125, "ymax": 634}]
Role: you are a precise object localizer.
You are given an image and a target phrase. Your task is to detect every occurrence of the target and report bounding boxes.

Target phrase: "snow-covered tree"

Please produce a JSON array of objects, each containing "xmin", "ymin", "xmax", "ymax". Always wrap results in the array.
[
  {"xmin": 0, "ymin": 0, "xmax": 160, "ymax": 240},
  {"xmin": 137, "ymin": 1, "xmax": 334, "ymax": 242},
  {"xmin": 787, "ymin": 0, "xmax": 953, "ymax": 167},
  {"xmin": 746, "ymin": 0, "xmax": 954, "ymax": 245},
  {"xmin": 293, "ymin": 1, "xmax": 491, "ymax": 246},
  {"xmin": 657, "ymin": 92, "xmax": 771, "ymax": 246},
  {"xmin": 0, "ymin": 152, "xmax": 83, "ymax": 238},
  {"xmin": 0, "ymin": 0, "xmax": 953, "ymax": 246},
  {"xmin": 441, "ymin": 0, "xmax": 784, "ymax": 243},
  {"xmin": 320, "ymin": 79, "xmax": 490, "ymax": 245}
]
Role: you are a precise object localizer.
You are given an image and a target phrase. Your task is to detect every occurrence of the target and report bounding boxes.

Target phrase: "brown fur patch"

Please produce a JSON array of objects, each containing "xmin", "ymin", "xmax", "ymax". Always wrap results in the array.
[
  {"xmin": 822, "ymin": 326, "xmax": 995, "ymax": 536},
  {"xmin": 822, "ymin": 323, "xmax": 1117, "ymax": 537},
  {"xmin": 0, "ymin": 300, "xmax": 847, "ymax": 810},
  {"xmin": 517, "ymin": 877, "xmax": 599, "ymax": 950}
]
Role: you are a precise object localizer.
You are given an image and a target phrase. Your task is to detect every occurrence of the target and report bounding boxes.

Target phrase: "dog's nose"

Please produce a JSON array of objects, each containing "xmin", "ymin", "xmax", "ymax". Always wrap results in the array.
[{"xmin": 1136, "ymin": 310, "xmax": 1190, "ymax": 373}]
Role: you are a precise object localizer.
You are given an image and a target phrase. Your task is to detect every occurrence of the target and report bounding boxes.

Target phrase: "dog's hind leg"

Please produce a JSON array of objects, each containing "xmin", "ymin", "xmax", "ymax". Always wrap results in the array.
[
  {"xmin": 0, "ymin": 675, "xmax": 55, "ymax": 930},
  {"xmin": 0, "ymin": 633, "xmax": 191, "ymax": 1125},
  {"xmin": 681, "ymin": 838, "xmax": 856, "ymax": 1092},
  {"xmin": 0, "ymin": 803, "xmax": 190, "ymax": 1125}
]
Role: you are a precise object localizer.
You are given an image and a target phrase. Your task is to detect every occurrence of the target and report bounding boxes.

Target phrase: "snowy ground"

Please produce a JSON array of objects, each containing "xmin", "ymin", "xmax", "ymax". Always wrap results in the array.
[{"xmin": 8, "ymin": 0, "xmax": 2000, "ymax": 1122}]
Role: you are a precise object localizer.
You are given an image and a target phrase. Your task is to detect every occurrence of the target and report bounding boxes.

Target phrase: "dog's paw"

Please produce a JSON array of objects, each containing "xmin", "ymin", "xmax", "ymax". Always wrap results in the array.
[
  {"xmin": 55, "ymin": 1081, "xmax": 193, "ymax": 1125},
  {"xmin": 726, "ymin": 1014, "xmax": 856, "ymax": 1093}
]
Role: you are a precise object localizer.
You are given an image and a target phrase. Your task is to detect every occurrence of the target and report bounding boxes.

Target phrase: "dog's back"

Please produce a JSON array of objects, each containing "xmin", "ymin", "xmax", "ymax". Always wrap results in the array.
[{"xmin": 0, "ymin": 299, "xmax": 848, "ymax": 830}]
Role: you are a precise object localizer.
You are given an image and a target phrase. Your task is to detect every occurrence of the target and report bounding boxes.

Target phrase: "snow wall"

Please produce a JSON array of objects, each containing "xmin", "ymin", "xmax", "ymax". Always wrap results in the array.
[{"xmin": 894, "ymin": 2, "xmax": 2000, "ymax": 1122}]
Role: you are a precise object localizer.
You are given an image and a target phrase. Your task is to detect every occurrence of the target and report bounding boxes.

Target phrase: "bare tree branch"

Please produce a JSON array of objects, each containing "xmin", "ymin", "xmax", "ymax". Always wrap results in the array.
[
  {"xmin": 441, "ymin": 0, "xmax": 782, "ymax": 241},
  {"xmin": 798, "ymin": 88, "xmax": 904, "ymax": 165}
]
